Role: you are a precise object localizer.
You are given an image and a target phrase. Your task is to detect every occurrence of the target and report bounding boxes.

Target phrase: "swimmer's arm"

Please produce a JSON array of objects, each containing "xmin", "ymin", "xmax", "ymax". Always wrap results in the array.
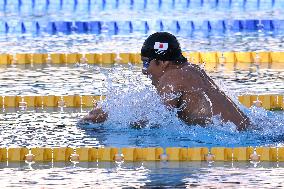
[
  {"xmin": 156, "ymin": 83, "xmax": 180, "ymax": 109},
  {"xmin": 81, "ymin": 107, "xmax": 108, "ymax": 123},
  {"xmin": 183, "ymin": 93, "xmax": 213, "ymax": 125},
  {"xmin": 238, "ymin": 116, "xmax": 251, "ymax": 131},
  {"xmin": 158, "ymin": 86, "xmax": 211, "ymax": 124},
  {"xmin": 157, "ymin": 78, "xmax": 213, "ymax": 125}
]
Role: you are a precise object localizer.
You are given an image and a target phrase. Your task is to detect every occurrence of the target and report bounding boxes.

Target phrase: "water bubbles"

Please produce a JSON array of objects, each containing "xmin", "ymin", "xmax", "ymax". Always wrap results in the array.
[
  {"xmin": 245, "ymin": 106, "xmax": 284, "ymax": 145},
  {"xmin": 0, "ymin": 57, "xmax": 283, "ymax": 148},
  {"xmin": 98, "ymin": 66, "xmax": 179, "ymax": 128},
  {"xmin": 76, "ymin": 63, "xmax": 284, "ymax": 147}
]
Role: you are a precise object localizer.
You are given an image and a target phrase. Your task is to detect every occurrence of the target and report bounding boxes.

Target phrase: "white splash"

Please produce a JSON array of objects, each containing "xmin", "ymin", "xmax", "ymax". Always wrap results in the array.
[{"xmin": 87, "ymin": 65, "xmax": 284, "ymax": 147}]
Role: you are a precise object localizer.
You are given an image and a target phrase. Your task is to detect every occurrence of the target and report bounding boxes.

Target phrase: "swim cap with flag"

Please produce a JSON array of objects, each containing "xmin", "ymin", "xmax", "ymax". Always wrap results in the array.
[{"xmin": 141, "ymin": 32, "xmax": 187, "ymax": 63}]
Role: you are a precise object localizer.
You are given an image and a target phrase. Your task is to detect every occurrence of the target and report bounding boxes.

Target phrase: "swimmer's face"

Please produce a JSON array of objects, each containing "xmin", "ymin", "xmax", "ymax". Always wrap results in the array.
[
  {"xmin": 141, "ymin": 56, "xmax": 165, "ymax": 86},
  {"xmin": 141, "ymin": 57, "xmax": 154, "ymax": 71}
]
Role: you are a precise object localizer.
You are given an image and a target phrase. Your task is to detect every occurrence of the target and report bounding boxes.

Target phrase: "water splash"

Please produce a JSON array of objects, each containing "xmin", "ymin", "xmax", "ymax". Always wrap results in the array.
[
  {"xmin": 83, "ymin": 64, "xmax": 284, "ymax": 148},
  {"xmin": 0, "ymin": 64, "xmax": 282, "ymax": 148},
  {"xmin": 100, "ymin": 65, "xmax": 182, "ymax": 129}
]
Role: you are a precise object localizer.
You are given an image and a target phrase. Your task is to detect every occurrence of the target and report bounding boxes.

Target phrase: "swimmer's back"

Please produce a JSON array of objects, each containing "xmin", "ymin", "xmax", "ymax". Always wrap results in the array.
[{"xmin": 159, "ymin": 63, "xmax": 250, "ymax": 130}]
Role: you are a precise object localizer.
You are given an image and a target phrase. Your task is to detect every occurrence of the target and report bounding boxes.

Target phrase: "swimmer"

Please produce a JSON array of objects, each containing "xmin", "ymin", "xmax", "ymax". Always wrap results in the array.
[{"xmin": 81, "ymin": 32, "xmax": 250, "ymax": 131}]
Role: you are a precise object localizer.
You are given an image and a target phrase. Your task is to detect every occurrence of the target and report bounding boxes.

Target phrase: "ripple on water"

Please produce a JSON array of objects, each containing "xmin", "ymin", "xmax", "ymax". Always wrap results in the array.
[
  {"xmin": 0, "ymin": 64, "xmax": 283, "ymax": 96},
  {"xmin": 1, "ymin": 33, "xmax": 284, "ymax": 53},
  {"xmin": 0, "ymin": 162, "xmax": 283, "ymax": 188},
  {"xmin": 0, "ymin": 64, "xmax": 283, "ymax": 147},
  {"xmin": 0, "ymin": 95, "xmax": 283, "ymax": 148}
]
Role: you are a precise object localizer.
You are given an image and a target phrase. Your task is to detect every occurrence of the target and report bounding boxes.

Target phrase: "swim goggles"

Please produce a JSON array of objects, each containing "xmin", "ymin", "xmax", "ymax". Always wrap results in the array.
[{"xmin": 142, "ymin": 58, "xmax": 154, "ymax": 69}]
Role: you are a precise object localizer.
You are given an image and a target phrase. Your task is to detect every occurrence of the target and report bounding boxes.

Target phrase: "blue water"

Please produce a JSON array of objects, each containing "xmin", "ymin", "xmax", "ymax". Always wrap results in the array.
[
  {"xmin": 0, "ymin": 108, "xmax": 283, "ymax": 148},
  {"xmin": 76, "ymin": 83, "xmax": 284, "ymax": 148}
]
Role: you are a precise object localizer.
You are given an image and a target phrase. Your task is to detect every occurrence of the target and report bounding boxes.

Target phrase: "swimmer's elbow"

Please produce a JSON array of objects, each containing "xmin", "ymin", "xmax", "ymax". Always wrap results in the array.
[{"xmin": 237, "ymin": 117, "xmax": 251, "ymax": 131}]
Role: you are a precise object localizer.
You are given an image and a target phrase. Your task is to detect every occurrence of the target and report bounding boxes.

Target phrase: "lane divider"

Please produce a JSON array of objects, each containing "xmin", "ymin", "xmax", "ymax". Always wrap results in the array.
[
  {"xmin": 1, "ymin": 19, "xmax": 284, "ymax": 35},
  {"xmin": 0, "ymin": 0, "xmax": 279, "ymax": 14},
  {"xmin": 238, "ymin": 95, "xmax": 284, "ymax": 110},
  {"xmin": 0, "ymin": 53, "xmax": 141, "ymax": 64},
  {"xmin": 0, "ymin": 52, "xmax": 284, "ymax": 68},
  {"xmin": 0, "ymin": 95, "xmax": 283, "ymax": 110},
  {"xmin": 0, "ymin": 147, "xmax": 283, "ymax": 162},
  {"xmin": 0, "ymin": 95, "xmax": 103, "ymax": 108}
]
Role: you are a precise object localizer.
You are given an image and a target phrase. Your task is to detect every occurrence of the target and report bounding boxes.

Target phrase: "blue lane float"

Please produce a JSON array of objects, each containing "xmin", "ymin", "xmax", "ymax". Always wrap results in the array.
[
  {"xmin": 273, "ymin": 20, "xmax": 284, "ymax": 31},
  {"xmin": 54, "ymin": 21, "xmax": 72, "ymax": 34},
  {"xmin": 23, "ymin": 21, "xmax": 40, "ymax": 34},
  {"xmin": 88, "ymin": 21, "xmax": 101, "ymax": 34},
  {"xmin": 131, "ymin": 21, "xmax": 149, "ymax": 34},
  {"xmin": 1, "ymin": 19, "xmax": 284, "ymax": 35},
  {"xmin": 75, "ymin": 21, "xmax": 89, "ymax": 33},
  {"xmin": 0, "ymin": 21, "xmax": 9, "ymax": 33},
  {"xmin": 0, "ymin": 0, "xmax": 283, "ymax": 13},
  {"xmin": 262, "ymin": 20, "xmax": 274, "ymax": 31},
  {"xmin": 45, "ymin": 22, "xmax": 57, "ymax": 35}
]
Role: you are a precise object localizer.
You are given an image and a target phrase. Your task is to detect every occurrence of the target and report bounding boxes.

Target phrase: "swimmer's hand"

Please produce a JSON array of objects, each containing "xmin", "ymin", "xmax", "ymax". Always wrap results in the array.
[
  {"xmin": 80, "ymin": 107, "xmax": 108, "ymax": 124},
  {"xmin": 130, "ymin": 120, "xmax": 148, "ymax": 129}
]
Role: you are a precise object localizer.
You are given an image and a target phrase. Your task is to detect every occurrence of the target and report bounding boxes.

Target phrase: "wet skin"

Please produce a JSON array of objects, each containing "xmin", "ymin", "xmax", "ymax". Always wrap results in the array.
[
  {"xmin": 81, "ymin": 58, "xmax": 250, "ymax": 131},
  {"xmin": 81, "ymin": 107, "xmax": 108, "ymax": 124},
  {"xmin": 141, "ymin": 57, "xmax": 250, "ymax": 131}
]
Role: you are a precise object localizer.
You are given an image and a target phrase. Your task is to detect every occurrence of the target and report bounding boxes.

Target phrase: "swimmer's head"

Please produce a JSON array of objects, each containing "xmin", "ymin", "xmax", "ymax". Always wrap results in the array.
[{"xmin": 141, "ymin": 32, "xmax": 187, "ymax": 67}]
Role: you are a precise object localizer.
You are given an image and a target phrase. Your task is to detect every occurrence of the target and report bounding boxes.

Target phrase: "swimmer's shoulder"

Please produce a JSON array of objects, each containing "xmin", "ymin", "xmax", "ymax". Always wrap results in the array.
[
  {"xmin": 162, "ymin": 62, "xmax": 196, "ymax": 78},
  {"xmin": 159, "ymin": 63, "xmax": 195, "ymax": 90},
  {"xmin": 186, "ymin": 63, "xmax": 205, "ymax": 74}
]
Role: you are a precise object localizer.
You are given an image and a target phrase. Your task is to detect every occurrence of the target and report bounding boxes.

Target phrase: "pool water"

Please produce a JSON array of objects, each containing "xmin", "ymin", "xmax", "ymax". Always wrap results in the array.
[
  {"xmin": 0, "ymin": 63, "xmax": 284, "ymax": 149},
  {"xmin": 0, "ymin": 106, "xmax": 284, "ymax": 148},
  {"xmin": 2, "ymin": 33, "xmax": 284, "ymax": 54},
  {"xmin": 0, "ymin": 161, "xmax": 283, "ymax": 188},
  {"xmin": 0, "ymin": 64, "xmax": 283, "ymax": 148},
  {"xmin": 0, "ymin": 64, "xmax": 283, "ymax": 96}
]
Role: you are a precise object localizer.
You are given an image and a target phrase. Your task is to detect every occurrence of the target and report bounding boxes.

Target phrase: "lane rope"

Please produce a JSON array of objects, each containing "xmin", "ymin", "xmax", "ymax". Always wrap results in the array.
[
  {"xmin": 0, "ymin": 19, "xmax": 282, "ymax": 35},
  {"xmin": 0, "ymin": 0, "xmax": 279, "ymax": 13},
  {"xmin": 0, "ymin": 147, "xmax": 282, "ymax": 162},
  {"xmin": 0, "ymin": 52, "xmax": 284, "ymax": 65},
  {"xmin": 0, "ymin": 95, "xmax": 283, "ymax": 110}
]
